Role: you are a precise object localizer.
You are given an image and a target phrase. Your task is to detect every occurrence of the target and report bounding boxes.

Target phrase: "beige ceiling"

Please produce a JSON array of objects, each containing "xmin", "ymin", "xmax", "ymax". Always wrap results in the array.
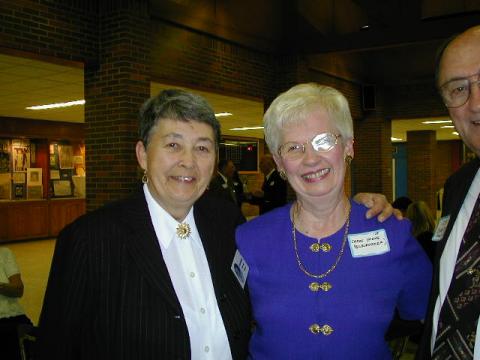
[{"xmin": 0, "ymin": 53, "xmax": 460, "ymax": 142}]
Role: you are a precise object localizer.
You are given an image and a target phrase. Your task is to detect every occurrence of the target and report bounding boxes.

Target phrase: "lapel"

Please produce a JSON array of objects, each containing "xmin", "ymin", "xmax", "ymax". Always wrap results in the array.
[
  {"xmin": 438, "ymin": 158, "xmax": 480, "ymax": 254},
  {"xmin": 121, "ymin": 191, "xmax": 182, "ymax": 312}
]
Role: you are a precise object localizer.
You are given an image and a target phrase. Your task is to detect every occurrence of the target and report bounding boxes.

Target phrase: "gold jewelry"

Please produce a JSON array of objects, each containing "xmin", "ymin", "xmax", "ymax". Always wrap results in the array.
[
  {"xmin": 176, "ymin": 223, "xmax": 191, "ymax": 239},
  {"xmin": 279, "ymin": 169, "xmax": 287, "ymax": 180},
  {"xmin": 142, "ymin": 170, "xmax": 148, "ymax": 184},
  {"xmin": 292, "ymin": 202, "xmax": 351, "ymax": 279},
  {"xmin": 310, "ymin": 241, "xmax": 331, "ymax": 253}
]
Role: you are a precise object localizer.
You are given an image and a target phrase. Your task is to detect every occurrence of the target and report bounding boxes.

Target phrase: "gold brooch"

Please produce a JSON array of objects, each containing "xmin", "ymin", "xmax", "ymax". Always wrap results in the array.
[{"xmin": 176, "ymin": 223, "xmax": 191, "ymax": 239}]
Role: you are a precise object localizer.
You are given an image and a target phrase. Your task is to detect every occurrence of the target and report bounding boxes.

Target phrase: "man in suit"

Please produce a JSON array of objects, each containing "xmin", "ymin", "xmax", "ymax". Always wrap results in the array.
[
  {"xmin": 416, "ymin": 25, "xmax": 480, "ymax": 359},
  {"xmin": 248, "ymin": 154, "xmax": 287, "ymax": 214},
  {"xmin": 208, "ymin": 159, "xmax": 238, "ymax": 205}
]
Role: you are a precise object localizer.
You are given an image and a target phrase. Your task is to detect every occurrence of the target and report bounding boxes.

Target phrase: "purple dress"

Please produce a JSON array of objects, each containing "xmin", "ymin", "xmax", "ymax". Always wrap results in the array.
[{"xmin": 236, "ymin": 201, "xmax": 432, "ymax": 359}]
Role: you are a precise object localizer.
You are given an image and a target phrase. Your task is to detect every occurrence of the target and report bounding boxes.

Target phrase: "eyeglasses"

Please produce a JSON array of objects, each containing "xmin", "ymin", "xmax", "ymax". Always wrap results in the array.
[
  {"xmin": 277, "ymin": 133, "xmax": 341, "ymax": 160},
  {"xmin": 440, "ymin": 72, "xmax": 480, "ymax": 108}
]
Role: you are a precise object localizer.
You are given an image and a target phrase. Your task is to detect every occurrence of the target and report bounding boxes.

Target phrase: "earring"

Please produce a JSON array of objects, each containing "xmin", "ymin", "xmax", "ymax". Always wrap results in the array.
[
  {"xmin": 279, "ymin": 169, "xmax": 287, "ymax": 180},
  {"xmin": 142, "ymin": 170, "xmax": 148, "ymax": 184},
  {"xmin": 345, "ymin": 155, "xmax": 353, "ymax": 165}
]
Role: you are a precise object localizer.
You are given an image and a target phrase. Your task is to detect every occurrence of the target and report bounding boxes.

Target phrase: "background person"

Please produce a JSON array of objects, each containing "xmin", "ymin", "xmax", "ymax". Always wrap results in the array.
[
  {"xmin": 406, "ymin": 201, "xmax": 437, "ymax": 263},
  {"xmin": 208, "ymin": 159, "xmax": 239, "ymax": 205},
  {"xmin": 246, "ymin": 154, "xmax": 288, "ymax": 214},
  {"xmin": 392, "ymin": 196, "xmax": 413, "ymax": 217},
  {"xmin": 236, "ymin": 83, "xmax": 432, "ymax": 359},
  {"xmin": 0, "ymin": 247, "xmax": 32, "ymax": 360},
  {"xmin": 416, "ymin": 25, "xmax": 480, "ymax": 360},
  {"xmin": 37, "ymin": 89, "xmax": 252, "ymax": 359}
]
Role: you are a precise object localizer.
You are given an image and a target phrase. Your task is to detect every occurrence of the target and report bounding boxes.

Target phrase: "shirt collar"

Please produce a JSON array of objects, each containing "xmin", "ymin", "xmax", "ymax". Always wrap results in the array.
[
  {"xmin": 265, "ymin": 168, "xmax": 275, "ymax": 180},
  {"xmin": 143, "ymin": 184, "xmax": 198, "ymax": 249},
  {"xmin": 218, "ymin": 171, "xmax": 228, "ymax": 183}
]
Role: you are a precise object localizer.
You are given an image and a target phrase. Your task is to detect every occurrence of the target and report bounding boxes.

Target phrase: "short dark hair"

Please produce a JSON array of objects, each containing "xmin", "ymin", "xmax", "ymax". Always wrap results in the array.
[{"xmin": 138, "ymin": 89, "xmax": 221, "ymax": 148}]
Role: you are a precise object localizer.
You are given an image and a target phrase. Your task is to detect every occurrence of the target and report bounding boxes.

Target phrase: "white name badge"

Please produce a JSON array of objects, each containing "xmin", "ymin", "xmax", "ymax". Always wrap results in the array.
[
  {"xmin": 348, "ymin": 229, "xmax": 390, "ymax": 258},
  {"xmin": 231, "ymin": 250, "xmax": 249, "ymax": 289},
  {"xmin": 432, "ymin": 215, "xmax": 450, "ymax": 242}
]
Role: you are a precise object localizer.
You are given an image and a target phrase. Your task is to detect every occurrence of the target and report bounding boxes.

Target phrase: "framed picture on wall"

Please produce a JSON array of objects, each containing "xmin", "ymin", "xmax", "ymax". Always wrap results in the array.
[
  {"xmin": 13, "ymin": 183, "xmax": 25, "ymax": 199},
  {"xmin": 27, "ymin": 185, "xmax": 43, "ymax": 199},
  {"xmin": 27, "ymin": 168, "xmax": 42, "ymax": 186},
  {"xmin": 53, "ymin": 180, "xmax": 72, "ymax": 197},
  {"xmin": 58, "ymin": 145, "xmax": 74, "ymax": 169}
]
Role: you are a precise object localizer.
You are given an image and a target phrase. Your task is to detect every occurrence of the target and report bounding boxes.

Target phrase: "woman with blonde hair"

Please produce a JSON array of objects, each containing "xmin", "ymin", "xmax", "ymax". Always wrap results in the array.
[{"xmin": 236, "ymin": 83, "xmax": 432, "ymax": 359}]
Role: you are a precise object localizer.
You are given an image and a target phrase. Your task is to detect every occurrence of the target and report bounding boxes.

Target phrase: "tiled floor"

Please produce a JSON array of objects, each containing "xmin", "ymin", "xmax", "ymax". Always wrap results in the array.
[{"xmin": 6, "ymin": 238, "xmax": 55, "ymax": 325}]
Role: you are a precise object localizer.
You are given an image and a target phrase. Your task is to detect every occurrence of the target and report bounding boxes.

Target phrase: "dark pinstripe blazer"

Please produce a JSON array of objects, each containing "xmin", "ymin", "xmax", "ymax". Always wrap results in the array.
[
  {"xmin": 416, "ymin": 157, "xmax": 480, "ymax": 359},
  {"xmin": 37, "ymin": 191, "xmax": 251, "ymax": 360}
]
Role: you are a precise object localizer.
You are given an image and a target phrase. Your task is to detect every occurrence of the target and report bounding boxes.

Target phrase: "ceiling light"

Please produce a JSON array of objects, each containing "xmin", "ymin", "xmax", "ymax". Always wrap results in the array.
[
  {"xmin": 391, "ymin": 137, "xmax": 403, "ymax": 142},
  {"xmin": 26, "ymin": 99, "xmax": 85, "ymax": 110},
  {"xmin": 215, "ymin": 112, "xmax": 233, "ymax": 117},
  {"xmin": 230, "ymin": 126, "xmax": 264, "ymax": 131},
  {"xmin": 421, "ymin": 120, "xmax": 452, "ymax": 124},
  {"xmin": 441, "ymin": 125, "xmax": 455, "ymax": 128}
]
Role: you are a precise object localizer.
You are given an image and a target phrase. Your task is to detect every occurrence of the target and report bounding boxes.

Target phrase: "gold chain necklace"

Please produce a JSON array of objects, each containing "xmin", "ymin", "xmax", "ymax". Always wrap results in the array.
[{"xmin": 292, "ymin": 202, "xmax": 351, "ymax": 279}]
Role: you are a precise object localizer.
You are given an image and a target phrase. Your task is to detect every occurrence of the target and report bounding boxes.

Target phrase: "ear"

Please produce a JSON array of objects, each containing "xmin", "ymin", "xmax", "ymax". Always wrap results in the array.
[
  {"xmin": 136, "ymin": 141, "xmax": 148, "ymax": 171},
  {"xmin": 272, "ymin": 153, "xmax": 285, "ymax": 172},
  {"xmin": 344, "ymin": 138, "xmax": 354, "ymax": 159}
]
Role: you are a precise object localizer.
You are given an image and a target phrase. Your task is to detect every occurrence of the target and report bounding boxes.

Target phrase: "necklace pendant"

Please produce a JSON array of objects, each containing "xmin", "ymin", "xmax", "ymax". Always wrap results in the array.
[
  {"xmin": 176, "ymin": 223, "xmax": 191, "ymax": 239},
  {"xmin": 319, "ymin": 281, "xmax": 332, "ymax": 291},
  {"xmin": 310, "ymin": 243, "xmax": 321, "ymax": 252},
  {"xmin": 319, "ymin": 243, "xmax": 332, "ymax": 252},
  {"xmin": 309, "ymin": 281, "xmax": 332, "ymax": 292}
]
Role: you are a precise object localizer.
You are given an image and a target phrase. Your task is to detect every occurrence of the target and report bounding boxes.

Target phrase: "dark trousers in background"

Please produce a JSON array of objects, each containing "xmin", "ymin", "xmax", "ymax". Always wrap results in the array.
[{"xmin": 0, "ymin": 314, "xmax": 32, "ymax": 360}]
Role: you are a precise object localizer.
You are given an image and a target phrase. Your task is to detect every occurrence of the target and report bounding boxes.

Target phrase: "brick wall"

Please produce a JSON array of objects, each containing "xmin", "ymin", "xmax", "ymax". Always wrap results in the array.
[
  {"xmin": 406, "ymin": 130, "xmax": 436, "ymax": 211},
  {"xmin": 84, "ymin": 1, "xmax": 150, "ymax": 211},
  {"xmin": 150, "ymin": 21, "xmax": 278, "ymax": 103},
  {"xmin": 0, "ymin": 0, "xmax": 97, "ymax": 63}
]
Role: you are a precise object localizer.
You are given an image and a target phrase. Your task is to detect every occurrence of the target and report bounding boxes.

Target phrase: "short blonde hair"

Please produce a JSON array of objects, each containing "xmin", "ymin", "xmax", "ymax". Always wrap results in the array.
[{"xmin": 263, "ymin": 83, "xmax": 354, "ymax": 154}]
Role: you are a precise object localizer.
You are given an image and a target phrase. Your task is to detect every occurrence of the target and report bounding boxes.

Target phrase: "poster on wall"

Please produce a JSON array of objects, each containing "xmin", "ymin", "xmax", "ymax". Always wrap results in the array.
[
  {"xmin": 0, "ymin": 139, "xmax": 10, "ymax": 173},
  {"xmin": 0, "ymin": 173, "xmax": 11, "ymax": 200},
  {"xmin": 0, "ymin": 151, "xmax": 9, "ymax": 173},
  {"xmin": 12, "ymin": 139, "xmax": 30, "ymax": 172},
  {"xmin": 58, "ymin": 145, "xmax": 73, "ymax": 169},
  {"xmin": 12, "ymin": 172, "xmax": 25, "ymax": 184}
]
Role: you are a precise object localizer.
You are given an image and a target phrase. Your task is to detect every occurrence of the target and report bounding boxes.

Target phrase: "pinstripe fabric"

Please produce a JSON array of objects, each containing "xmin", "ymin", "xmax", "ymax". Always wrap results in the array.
[{"xmin": 37, "ymin": 191, "xmax": 251, "ymax": 360}]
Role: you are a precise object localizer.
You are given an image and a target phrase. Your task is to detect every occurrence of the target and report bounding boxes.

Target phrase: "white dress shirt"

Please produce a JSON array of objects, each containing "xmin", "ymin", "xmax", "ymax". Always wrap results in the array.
[
  {"xmin": 144, "ymin": 185, "xmax": 232, "ymax": 360},
  {"xmin": 431, "ymin": 169, "xmax": 480, "ymax": 359}
]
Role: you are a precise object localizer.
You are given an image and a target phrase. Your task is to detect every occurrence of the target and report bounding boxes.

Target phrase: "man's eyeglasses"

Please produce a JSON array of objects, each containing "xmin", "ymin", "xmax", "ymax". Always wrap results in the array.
[
  {"xmin": 277, "ymin": 133, "xmax": 341, "ymax": 160},
  {"xmin": 440, "ymin": 72, "xmax": 480, "ymax": 108}
]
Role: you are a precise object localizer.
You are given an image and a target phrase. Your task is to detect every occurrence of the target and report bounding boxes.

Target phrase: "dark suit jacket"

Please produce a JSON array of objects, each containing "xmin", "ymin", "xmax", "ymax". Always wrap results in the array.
[
  {"xmin": 250, "ymin": 170, "xmax": 287, "ymax": 214},
  {"xmin": 37, "ymin": 191, "xmax": 251, "ymax": 359},
  {"xmin": 416, "ymin": 157, "xmax": 480, "ymax": 359},
  {"xmin": 208, "ymin": 173, "xmax": 237, "ymax": 205}
]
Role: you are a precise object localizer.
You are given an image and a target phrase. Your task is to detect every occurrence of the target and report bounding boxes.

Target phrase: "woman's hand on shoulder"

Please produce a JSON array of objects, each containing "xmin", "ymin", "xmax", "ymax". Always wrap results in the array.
[{"xmin": 353, "ymin": 193, "xmax": 403, "ymax": 222}]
